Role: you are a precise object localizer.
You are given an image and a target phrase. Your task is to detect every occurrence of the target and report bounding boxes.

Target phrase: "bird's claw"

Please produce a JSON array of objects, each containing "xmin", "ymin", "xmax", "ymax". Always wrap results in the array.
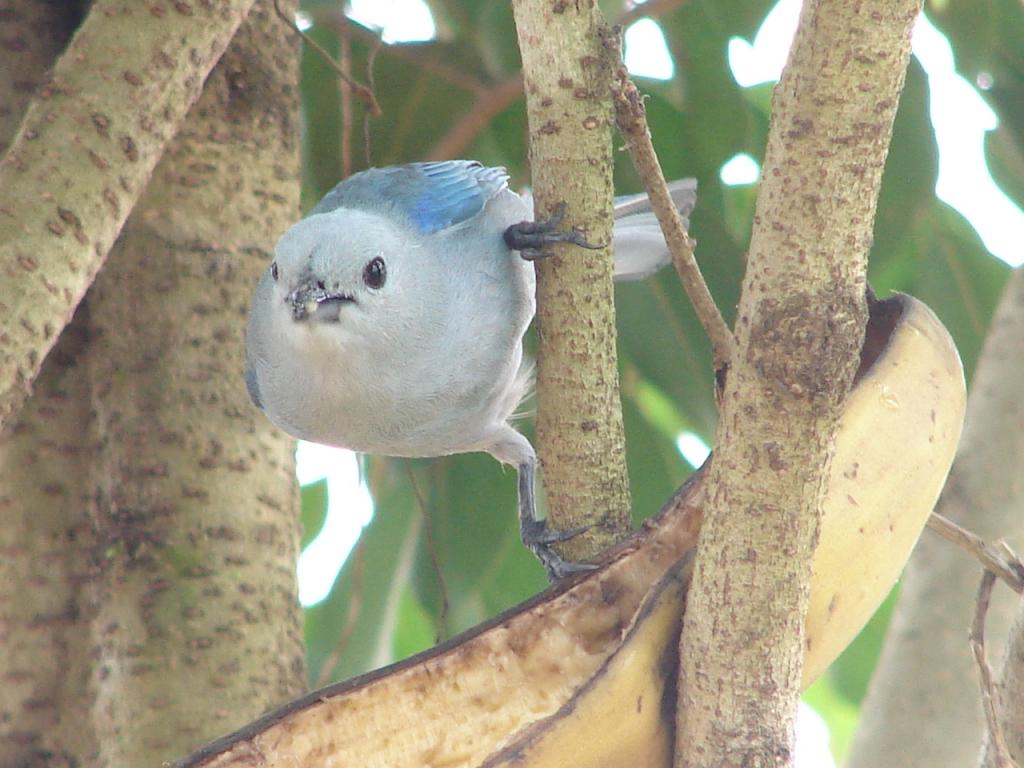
[
  {"xmin": 517, "ymin": 460, "xmax": 598, "ymax": 581},
  {"xmin": 522, "ymin": 520, "xmax": 598, "ymax": 580},
  {"xmin": 503, "ymin": 202, "xmax": 605, "ymax": 261}
]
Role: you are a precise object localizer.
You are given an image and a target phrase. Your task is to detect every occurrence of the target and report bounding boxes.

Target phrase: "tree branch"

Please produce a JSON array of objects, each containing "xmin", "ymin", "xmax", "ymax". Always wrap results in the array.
[
  {"xmin": 511, "ymin": 0, "xmax": 632, "ymax": 560},
  {"xmin": 0, "ymin": 0, "xmax": 256, "ymax": 431},
  {"xmin": 928, "ymin": 513, "xmax": 1024, "ymax": 594},
  {"xmin": 271, "ymin": 0, "xmax": 381, "ymax": 117},
  {"xmin": 971, "ymin": 572, "xmax": 1017, "ymax": 768},
  {"xmin": 0, "ymin": 6, "xmax": 95, "ymax": 763},
  {"xmin": 674, "ymin": 0, "xmax": 919, "ymax": 765},
  {"xmin": 609, "ymin": 56, "xmax": 734, "ymax": 370},
  {"xmin": 83, "ymin": 5, "xmax": 307, "ymax": 763}
]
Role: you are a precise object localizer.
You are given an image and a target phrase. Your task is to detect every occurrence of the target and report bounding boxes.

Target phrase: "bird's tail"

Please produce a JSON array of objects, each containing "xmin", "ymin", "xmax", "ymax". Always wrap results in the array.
[{"xmin": 611, "ymin": 178, "xmax": 697, "ymax": 282}]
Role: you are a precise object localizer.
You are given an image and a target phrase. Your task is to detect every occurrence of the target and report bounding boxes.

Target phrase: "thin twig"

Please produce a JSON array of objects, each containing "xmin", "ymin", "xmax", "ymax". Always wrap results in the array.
[
  {"xmin": 927, "ymin": 512, "xmax": 1024, "ymax": 594},
  {"xmin": 272, "ymin": 0, "xmax": 382, "ymax": 117},
  {"xmin": 309, "ymin": 8, "xmax": 487, "ymax": 93},
  {"xmin": 339, "ymin": 23, "xmax": 353, "ymax": 178},
  {"xmin": 606, "ymin": 35, "xmax": 735, "ymax": 371},
  {"xmin": 970, "ymin": 571, "xmax": 1018, "ymax": 768},
  {"xmin": 363, "ymin": 36, "xmax": 381, "ymax": 167}
]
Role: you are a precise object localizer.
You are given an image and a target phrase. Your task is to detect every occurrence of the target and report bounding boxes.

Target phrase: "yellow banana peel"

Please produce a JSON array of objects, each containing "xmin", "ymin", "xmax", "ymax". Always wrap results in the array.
[
  {"xmin": 803, "ymin": 293, "xmax": 965, "ymax": 683},
  {"xmin": 481, "ymin": 557, "xmax": 692, "ymax": 768},
  {"xmin": 179, "ymin": 293, "xmax": 965, "ymax": 768},
  {"xmin": 484, "ymin": 293, "xmax": 966, "ymax": 768}
]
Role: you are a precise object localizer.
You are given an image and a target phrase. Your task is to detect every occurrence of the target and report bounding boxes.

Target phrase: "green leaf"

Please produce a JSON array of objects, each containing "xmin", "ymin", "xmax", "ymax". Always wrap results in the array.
[
  {"xmin": 300, "ymin": 478, "xmax": 329, "ymax": 550},
  {"xmin": 391, "ymin": 586, "xmax": 438, "ymax": 660},
  {"xmin": 872, "ymin": 61, "xmax": 939, "ymax": 259},
  {"xmin": 872, "ymin": 201, "xmax": 1009, "ymax": 382},
  {"xmin": 802, "ymin": 679, "xmax": 861, "ymax": 763},
  {"xmin": 409, "ymin": 452, "xmax": 548, "ymax": 637},
  {"xmin": 304, "ymin": 457, "xmax": 422, "ymax": 684},
  {"xmin": 621, "ymin": 378, "xmax": 694, "ymax": 524},
  {"xmin": 928, "ymin": 0, "xmax": 1024, "ymax": 210}
]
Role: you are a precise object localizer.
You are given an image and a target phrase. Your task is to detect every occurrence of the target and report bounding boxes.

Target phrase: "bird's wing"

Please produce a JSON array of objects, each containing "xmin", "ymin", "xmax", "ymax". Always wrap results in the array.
[{"xmin": 309, "ymin": 161, "xmax": 510, "ymax": 235}]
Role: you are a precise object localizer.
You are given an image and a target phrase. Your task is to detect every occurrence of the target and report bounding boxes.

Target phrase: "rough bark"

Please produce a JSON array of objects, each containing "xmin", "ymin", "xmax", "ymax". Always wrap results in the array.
[
  {"xmin": 80, "ymin": 4, "xmax": 306, "ymax": 765},
  {"xmin": 0, "ymin": 0, "xmax": 256, "ymax": 432},
  {"xmin": 0, "ymin": 3, "xmax": 99, "ymax": 765},
  {"xmin": 510, "ymin": 0, "xmax": 631, "ymax": 560},
  {"xmin": 0, "ymin": 325, "xmax": 98, "ymax": 768},
  {"xmin": 675, "ymin": 1, "xmax": 919, "ymax": 766},
  {"xmin": 0, "ymin": 0, "xmax": 82, "ymax": 150},
  {"xmin": 849, "ymin": 267, "xmax": 1024, "ymax": 768}
]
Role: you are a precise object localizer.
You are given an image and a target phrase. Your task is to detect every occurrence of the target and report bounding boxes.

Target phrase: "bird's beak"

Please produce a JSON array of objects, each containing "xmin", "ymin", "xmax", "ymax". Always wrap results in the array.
[{"xmin": 287, "ymin": 283, "xmax": 355, "ymax": 323}]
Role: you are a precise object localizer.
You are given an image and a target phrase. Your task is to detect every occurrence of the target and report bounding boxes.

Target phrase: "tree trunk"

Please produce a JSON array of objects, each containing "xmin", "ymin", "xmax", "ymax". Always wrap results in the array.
[
  {"xmin": 675, "ymin": 1, "xmax": 919, "ymax": 765},
  {"xmin": 0, "ymin": 3, "xmax": 97, "ymax": 764},
  {"xmin": 80, "ymin": 4, "xmax": 307, "ymax": 764},
  {"xmin": 981, "ymin": 593, "xmax": 1024, "ymax": 767},
  {"xmin": 511, "ymin": 0, "xmax": 631, "ymax": 560},
  {"xmin": 2, "ymin": 2, "xmax": 308, "ymax": 765},
  {"xmin": 849, "ymin": 266, "xmax": 1024, "ymax": 768}
]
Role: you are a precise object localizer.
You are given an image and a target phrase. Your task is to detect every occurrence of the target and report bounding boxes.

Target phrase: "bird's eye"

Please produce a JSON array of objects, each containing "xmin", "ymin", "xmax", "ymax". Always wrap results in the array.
[
  {"xmin": 270, "ymin": 262, "xmax": 279, "ymax": 281},
  {"xmin": 363, "ymin": 256, "xmax": 387, "ymax": 289}
]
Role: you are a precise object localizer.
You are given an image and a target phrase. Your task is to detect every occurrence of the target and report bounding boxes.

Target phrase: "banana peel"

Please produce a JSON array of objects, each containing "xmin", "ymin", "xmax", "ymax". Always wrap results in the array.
[
  {"xmin": 481, "ymin": 557, "xmax": 694, "ymax": 768},
  {"xmin": 179, "ymin": 479, "xmax": 706, "ymax": 768},
  {"xmin": 178, "ymin": 293, "xmax": 965, "ymax": 768},
  {"xmin": 485, "ymin": 293, "xmax": 966, "ymax": 768},
  {"xmin": 803, "ymin": 293, "xmax": 965, "ymax": 683}
]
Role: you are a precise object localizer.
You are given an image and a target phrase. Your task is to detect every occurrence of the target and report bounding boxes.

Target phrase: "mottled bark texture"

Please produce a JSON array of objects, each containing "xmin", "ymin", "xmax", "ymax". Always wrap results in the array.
[
  {"xmin": 0, "ymin": 3, "xmax": 98, "ymax": 765},
  {"xmin": 0, "ymin": 0, "xmax": 83, "ymax": 151},
  {"xmin": 0, "ymin": 323, "xmax": 98, "ymax": 768},
  {"xmin": 849, "ymin": 267, "xmax": 1024, "ymax": 768},
  {"xmin": 675, "ymin": 1, "xmax": 920, "ymax": 766},
  {"xmin": 0, "ymin": 0, "xmax": 256, "ymax": 432},
  {"xmin": 511, "ymin": 0, "xmax": 631, "ymax": 561},
  {"xmin": 79, "ymin": 4, "xmax": 307, "ymax": 765}
]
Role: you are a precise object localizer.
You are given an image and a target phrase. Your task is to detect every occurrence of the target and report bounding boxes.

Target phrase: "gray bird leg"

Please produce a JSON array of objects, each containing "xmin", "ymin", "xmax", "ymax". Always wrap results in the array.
[
  {"xmin": 504, "ymin": 202, "xmax": 605, "ymax": 261},
  {"xmin": 516, "ymin": 459, "xmax": 595, "ymax": 581}
]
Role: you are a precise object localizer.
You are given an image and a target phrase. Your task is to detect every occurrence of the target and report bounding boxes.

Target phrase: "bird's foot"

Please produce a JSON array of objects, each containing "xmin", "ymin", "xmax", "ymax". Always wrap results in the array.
[
  {"xmin": 503, "ymin": 203, "xmax": 604, "ymax": 261},
  {"xmin": 520, "ymin": 517, "xmax": 597, "ymax": 581},
  {"xmin": 518, "ymin": 459, "xmax": 598, "ymax": 581}
]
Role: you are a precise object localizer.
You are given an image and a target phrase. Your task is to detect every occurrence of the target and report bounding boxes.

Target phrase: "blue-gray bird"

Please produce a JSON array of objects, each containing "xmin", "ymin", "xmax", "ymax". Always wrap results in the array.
[{"xmin": 244, "ymin": 160, "xmax": 696, "ymax": 578}]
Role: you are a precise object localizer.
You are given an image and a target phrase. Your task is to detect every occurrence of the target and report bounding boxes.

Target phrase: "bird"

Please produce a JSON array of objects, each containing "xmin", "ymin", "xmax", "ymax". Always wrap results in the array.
[{"xmin": 244, "ymin": 160, "xmax": 696, "ymax": 578}]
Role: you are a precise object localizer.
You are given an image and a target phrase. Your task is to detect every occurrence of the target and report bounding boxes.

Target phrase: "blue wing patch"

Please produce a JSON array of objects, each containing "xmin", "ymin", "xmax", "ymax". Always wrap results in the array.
[{"xmin": 309, "ymin": 161, "xmax": 509, "ymax": 235}]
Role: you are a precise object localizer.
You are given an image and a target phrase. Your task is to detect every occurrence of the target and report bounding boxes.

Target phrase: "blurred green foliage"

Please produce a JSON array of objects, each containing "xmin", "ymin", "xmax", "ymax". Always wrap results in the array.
[{"xmin": 294, "ymin": 0, "xmax": 1019, "ymax": 758}]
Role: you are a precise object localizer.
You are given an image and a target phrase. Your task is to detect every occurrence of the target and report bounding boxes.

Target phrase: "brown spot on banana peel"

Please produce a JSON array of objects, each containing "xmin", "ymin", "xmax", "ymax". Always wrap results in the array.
[
  {"xmin": 177, "ymin": 294, "xmax": 965, "ymax": 768},
  {"xmin": 480, "ymin": 557, "xmax": 693, "ymax": 768}
]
